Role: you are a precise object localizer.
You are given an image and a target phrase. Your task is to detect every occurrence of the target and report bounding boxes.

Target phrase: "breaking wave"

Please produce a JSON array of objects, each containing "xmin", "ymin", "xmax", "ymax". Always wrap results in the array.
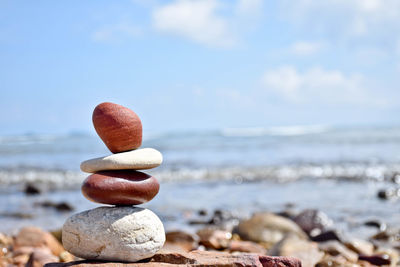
[{"xmin": 1, "ymin": 162, "xmax": 399, "ymax": 190}]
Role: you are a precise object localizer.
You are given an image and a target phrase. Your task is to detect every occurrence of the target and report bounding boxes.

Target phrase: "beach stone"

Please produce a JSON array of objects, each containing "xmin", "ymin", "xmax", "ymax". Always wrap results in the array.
[
  {"xmin": 163, "ymin": 231, "xmax": 199, "ymax": 252},
  {"xmin": 358, "ymin": 254, "xmax": 391, "ymax": 266},
  {"xmin": 375, "ymin": 248, "xmax": 399, "ymax": 266},
  {"xmin": 35, "ymin": 200, "xmax": 74, "ymax": 212},
  {"xmin": 317, "ymin": 255, "xmax": 359, "ymax": 267},
  {"xmin": 228, "ymin": 240, "xmax": 267, "ymax": 254},
  {"xmin": 80, "ymin": 148, "xmax": 163, "ymax": 173},
  {"xmin": 81, "ymin": 170, "xmax": 159, "ymax": 205},
  {"xmin": 236, "ymin": 212, "xmax": 307, "ymax": 246},
  {"xmin": 14, "ymin": 227, "xmax": 64, "ymax": 256},
  {"xmin": 0, "ymin": 232, "xmax": 13, "ymax": 247},
  {"xmin": 45, "ymin": 250, "xmax": 301, "ymax": 267},
  {"xmin": 311, "ymin": 230, "xmax": 342, "ymax": 242},
  {"xmin": 13, "ymin": 254, "xmax": 31, "ymax": 266},
  {"xmin": 62, "ymin": 206, "xmax": 165, "ymax": 262},
  {"xmin": 344, "ymin": 238, "xmax": 374, "ymax": 255},
  {"xmin": 160, "ymin": 243, "xmax": 192, "ymax": 254},
  {"xmin": 24, "ymin": 183, "xmax": 41, "ymax": 195},
  {"xmin": 377, "ymin": 188, "xmax": 400, "ymax": 200},
  {"xmin": 318, "ymin": 241, "xmax": 358, "ymax": 263},
  {"xmin": 293, "ymin": 209, "xmax": 332, "ymax": 236},
  {"xmin": 197, "ymin": 228, "xmax": 231, "ymax": 250},
  {"xmin": 189, "ymin": 209, "xmax": 239, "ymax": 231},
  {"xmin": 370, "ymin": 228, "xmax": 400, "ymax": 242},
  {"xmin": 59, "ymin": 251, "xmax": 75, "ymax": 262},
  {"xmin": 92, "ymin": 102, "xmax": 142, "ymax": 153},
  {"xmin": 391, "ymin": 173, "xmax": 400, "ymax": 184},
  {"xmin": 26, "ymin": 247, "xmax": 59, "ymax": 267},
  {"xmin": 269, "ymin": 234, "xmax": 324, "ymax": 267},
  {"xmin": 153, "ymin": 251, "xmax": 301, "ymax": 267},
  {"xmin": 364, "ymin": 219, "xmax": 387, "ymax": 231},
  {"xmin": 275, "ymin": 208, "xmax": 299, "ymax": 220}
]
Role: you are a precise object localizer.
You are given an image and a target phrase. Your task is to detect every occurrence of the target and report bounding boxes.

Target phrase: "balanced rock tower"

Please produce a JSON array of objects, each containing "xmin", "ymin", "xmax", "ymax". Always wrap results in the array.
[{"xmin": 62, "ymin": 102, "xmax": 165, "ymax": 262}]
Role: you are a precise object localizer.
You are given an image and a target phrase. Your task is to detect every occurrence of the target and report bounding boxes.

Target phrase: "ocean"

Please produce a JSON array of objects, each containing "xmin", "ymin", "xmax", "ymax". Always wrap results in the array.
[{"xmin": 1, "ymin": 125, "xmax": 400, "ymax": 235}]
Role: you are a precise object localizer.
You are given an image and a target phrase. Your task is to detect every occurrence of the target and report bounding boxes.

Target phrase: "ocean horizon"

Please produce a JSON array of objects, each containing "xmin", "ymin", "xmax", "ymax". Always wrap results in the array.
[{"xmin": 1, "ymin": 124, "xmax": 400, "ymax": 187}]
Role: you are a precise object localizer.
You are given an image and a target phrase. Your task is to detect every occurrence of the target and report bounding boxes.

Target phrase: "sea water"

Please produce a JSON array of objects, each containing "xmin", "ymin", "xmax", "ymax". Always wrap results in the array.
[{"xmin": 0, "ymin": 125, "xmax": 400, "ymax": 234}]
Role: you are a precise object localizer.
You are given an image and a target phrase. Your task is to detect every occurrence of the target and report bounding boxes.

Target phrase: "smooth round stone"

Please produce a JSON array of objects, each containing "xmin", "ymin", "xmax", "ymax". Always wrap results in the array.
[
  {"xmin": 82, "ymin": 170, "xmax": 159, "ymax": 205},
  {"xmin": 80, "ymin": 148, "xmax": 163, "ymax": 173},
  {"xmin": 62, "ymin": 206, "xmax": 165, "ymax": 262},
  {"xmin": 93, "ymin": 102, "xmax": 142, "ymax": 153}
]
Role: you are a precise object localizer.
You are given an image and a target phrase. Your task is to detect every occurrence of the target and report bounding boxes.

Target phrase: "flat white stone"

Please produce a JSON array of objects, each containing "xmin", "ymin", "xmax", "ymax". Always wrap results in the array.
[
  {"xmin": 62, "ymin": 206, "xmax": 165, "ymax": 262},
  {"xmin": 80, "ymin": 148, "xmax": 163, "ymax": 173}
]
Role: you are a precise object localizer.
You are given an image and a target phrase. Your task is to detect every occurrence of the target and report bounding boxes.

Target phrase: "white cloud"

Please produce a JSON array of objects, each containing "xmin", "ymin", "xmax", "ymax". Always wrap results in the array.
[
  {"xmin": 92, "ymin": 22, "xmax": 142, "ymax": 43},
  {"xmin": 261, "ymin": 65, "xmax": 387, "ymax": 107},
  {"xmin": 262, "ymin": 66, "xmax": 301, "ymax": 101},
  {"xmin": 152, "ymin": 0, "xmax": 235, "ymax": 47},
  {"xmin": 281, "ymin": 0, "xmax": 400, "ymax": 37},
  {"xmin": 235, "ymin": 0, "xmax": 263, "ymax": 16},
  {"xmin": 289, "ymin": 41, "xmax": 325, "ymax": 56}
]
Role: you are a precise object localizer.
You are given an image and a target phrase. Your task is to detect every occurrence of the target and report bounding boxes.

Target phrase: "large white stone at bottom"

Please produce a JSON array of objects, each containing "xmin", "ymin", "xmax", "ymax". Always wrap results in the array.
[{"xmin": 62, "ymin": 206, "xmax": 165, "ymax": 262}]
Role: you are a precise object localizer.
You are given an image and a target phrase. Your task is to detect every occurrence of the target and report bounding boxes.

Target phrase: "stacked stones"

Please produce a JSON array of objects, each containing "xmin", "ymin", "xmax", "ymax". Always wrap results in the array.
[{"xmin": 62, "ymin": 102, "xmax": 165, "ymax": 262}]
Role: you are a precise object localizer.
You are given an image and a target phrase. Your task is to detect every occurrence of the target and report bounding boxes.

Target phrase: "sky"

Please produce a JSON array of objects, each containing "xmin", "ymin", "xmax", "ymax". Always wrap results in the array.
[{"xmin": 1, "ymin": 0, "xmax": 400, "ymax": 135}]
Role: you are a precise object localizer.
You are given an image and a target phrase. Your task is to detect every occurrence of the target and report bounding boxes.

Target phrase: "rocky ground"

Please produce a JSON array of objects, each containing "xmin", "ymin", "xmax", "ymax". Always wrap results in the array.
[{"xmin": 0, "ymin": 208, "xmax": 399, "ymax": 267}]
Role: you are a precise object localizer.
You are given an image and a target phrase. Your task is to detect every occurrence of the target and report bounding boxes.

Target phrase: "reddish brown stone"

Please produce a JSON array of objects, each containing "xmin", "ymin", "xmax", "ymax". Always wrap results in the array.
[
  {"xmin": 46, "ymin": 263, "xmax": 181, "ymax": 267},
  {"xmin": 81, "ymin": 171, "xmax": 159, "ymax": 205},
  {"xmin": 358, "ymin": 254, "xmax": 391, "ymax": 266},
  {"xmin": 92, "ymin": 102, "xmax": 142, "ymax": 153},
  {"xmin": 196, "ymin": 228, "xmax": 231, "ymax": 250},
  {"xmin": 163, "ymin": 231, "xmax": 199, "ymax": 252},
  {"xmin": 228, "ymin": 240, "xmax": 267, "ymax": 254},
  {"xmin": 259, "ymin": 255, "xmax": 302, "ymax": 267},
  {"xmin": 14, "ymin": 227, "xmax": 64, "ymax": 256},
  {"xmin": 45, "ymin": 250, "xmax": 301, "ymax": 267}
]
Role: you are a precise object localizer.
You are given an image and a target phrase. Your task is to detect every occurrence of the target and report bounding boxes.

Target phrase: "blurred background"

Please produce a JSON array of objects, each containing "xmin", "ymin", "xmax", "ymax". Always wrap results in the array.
[{"xmin": 1, "ymin": 0, "xmax": 400, "ymax": 238}]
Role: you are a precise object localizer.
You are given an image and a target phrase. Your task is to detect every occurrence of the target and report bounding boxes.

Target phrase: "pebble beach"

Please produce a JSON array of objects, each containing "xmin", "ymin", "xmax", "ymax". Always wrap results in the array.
[{"xmin": 1, "ymin": 123, "xmax": 400, "ymax": 266}]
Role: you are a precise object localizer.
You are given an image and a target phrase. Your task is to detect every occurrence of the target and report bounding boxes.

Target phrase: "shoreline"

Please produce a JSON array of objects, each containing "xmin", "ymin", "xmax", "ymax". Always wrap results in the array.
[
  {"xmin": 1, "ymin": 203, "xmax": 398, "ymax": 266},
  {"xmin": 1, "ymin": 178, "xmax": 399, "ymax": 236}
]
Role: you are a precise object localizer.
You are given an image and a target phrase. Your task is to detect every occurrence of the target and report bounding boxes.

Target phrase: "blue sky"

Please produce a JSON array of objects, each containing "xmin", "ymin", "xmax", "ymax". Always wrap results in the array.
[{"xmin": 1, "ymin": 0, "xmax": 400, "ymax": 134}]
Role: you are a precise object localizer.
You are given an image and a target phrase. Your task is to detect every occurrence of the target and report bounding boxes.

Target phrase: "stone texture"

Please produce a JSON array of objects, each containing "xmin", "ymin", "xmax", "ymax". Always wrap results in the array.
[
  {"xmin": 269, "ymin": 234, "xmax": 324, "ymax": 267},
  {"xmin": 14, "ymin": 227, "xmax": 64, "ymax": 256},
  {"xmin": 318, "ymin": 241, "xmax": 358, "ymax": 263},
  {"xmin": 236, "ymin": 213, "xmax": 307, "ymax": 246},
  {"xmin": 358, "ymin": 254, "xmax": 391, "ymax": 266},
  {"xmin": 26, "ymin": 247, "xmax": 59, "ymax": 267},
  {"xmin": 317, "ymin": 255, "xmax": 359, "ymax": 267},
  {"xmin": 293, "ymin": 209, "xmax": 332, "ymax": 236},
  {"xmin": 62, "ymin": 206, "xmax": 165, "ymax": 262},
  {"xmin": 80, "ymin": 148, "xmax": 163, "ymax": 173},
  {"xmin": 45, "ymin": 250, "xmax": 301, "ymax": 267},
  {"xmin": 0, "ymin": 232, "xmax": 13, "ymax": 247},
  {"xmin": 375, "ymin": 248, "xmax": 399, "ymax": 267},
  {"xmin": 81, "ymin": 170, "xmax": 159, "ymax": 205},
  {"xmin": 228, "ymin": 240, "xmax": 267, "ymax": 254},
  {"xmin": 310, "ymin": 230, "xmax": 342, "ymax": 242},
  {"xmin": 196, "ymin": 228, "xmax": 231, "ymax": 250},
  {"xmin": 344, "ymin": 238, "xmax": 374, "ymax": 255},
  {"xmin": 163, "ymin": 231, "xmax": 199, "ymax": 252},
  {"xmin": 92, "ymin": 102, "xmax": 142, "ymax": 153}
]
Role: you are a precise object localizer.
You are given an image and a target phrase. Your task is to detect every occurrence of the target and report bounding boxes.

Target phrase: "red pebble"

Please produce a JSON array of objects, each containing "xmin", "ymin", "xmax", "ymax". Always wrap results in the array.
[
  {"xmin": 92, "ymin": 102, "xmax": 142, "ymax": 153},
  {"xmin": 81, "ymin": 170, "xmax": 160, "ymax": 205}
]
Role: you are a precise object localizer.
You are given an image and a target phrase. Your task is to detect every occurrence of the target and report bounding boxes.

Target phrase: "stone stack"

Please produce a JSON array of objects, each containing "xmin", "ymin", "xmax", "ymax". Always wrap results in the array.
[{"xmin": 62, "ymin": 102, "xmax": 165, "ymax": 262}]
